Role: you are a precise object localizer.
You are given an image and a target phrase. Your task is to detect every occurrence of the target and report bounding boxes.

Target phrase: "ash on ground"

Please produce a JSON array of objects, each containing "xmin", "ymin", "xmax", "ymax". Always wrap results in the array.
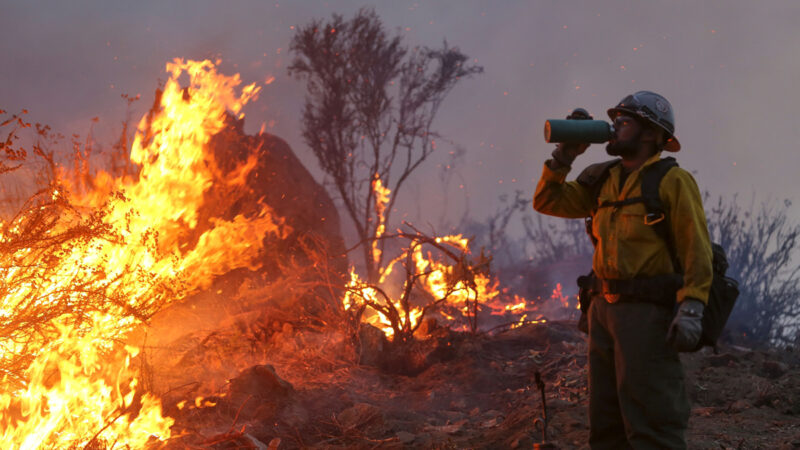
[{"xmin": 144, "ymin": 305, "xmax": 800, "ymax": 450}]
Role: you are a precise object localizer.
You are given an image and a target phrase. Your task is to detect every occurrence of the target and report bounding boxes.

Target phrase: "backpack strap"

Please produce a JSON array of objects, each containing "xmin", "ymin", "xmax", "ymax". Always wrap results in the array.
[
  {"xmin": 576, "ymin": 159, "xmax": 622, "ymax": 197},
  {"xmin": 584, "ymin": 157, "xmax": 682, "ymax": 271},
  {"xmin": 640, "ymin": 157, "xmax": 679, "ymax": 229},
  {"xmin": 639, "ymin": 157, "xmax": 680, "ymax": 271},
  {"xmin": 593, "ymin": 158, "xmax": 678, "ymax": 222},
  {"xmin": 576, "ymin": 159, "xmax": 621, "ymax": 246}
]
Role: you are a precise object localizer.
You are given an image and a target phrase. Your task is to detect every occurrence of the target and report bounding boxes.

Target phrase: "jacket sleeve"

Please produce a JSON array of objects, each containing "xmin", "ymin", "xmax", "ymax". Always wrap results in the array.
[
  {"xmin": 661, "ymin": 169, "xmax": 713, "ymax": 304},
  {"xmin": 533, "ymin": 161, "xmax": 595, "ymax": 219}
]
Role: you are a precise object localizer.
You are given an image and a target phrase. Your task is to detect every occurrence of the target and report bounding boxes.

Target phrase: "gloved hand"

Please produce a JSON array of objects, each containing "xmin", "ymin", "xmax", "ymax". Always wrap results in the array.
[
  {"xmin": 550, "ymin": 108, "xmax": 593, "ymax": 168},
  {"xmin": 667, "ymin": 298, "xmax": 705, "ymax": 352}
]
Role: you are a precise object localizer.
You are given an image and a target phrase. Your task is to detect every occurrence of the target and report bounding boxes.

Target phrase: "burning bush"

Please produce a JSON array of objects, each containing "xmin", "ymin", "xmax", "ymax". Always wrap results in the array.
[
  {"xmin": 0, "ymin": 59, "xmax": 287, "ymax": 447},
  {"xmin": 343, "ymin": 227, "xmax": 493, "ymax": 343}
]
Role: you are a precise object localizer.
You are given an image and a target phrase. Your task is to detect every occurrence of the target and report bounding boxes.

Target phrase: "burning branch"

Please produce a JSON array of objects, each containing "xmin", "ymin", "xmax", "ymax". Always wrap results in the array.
[{"xmin": 343, "ymin": 225, "xmax": 492, "ymax": 343}]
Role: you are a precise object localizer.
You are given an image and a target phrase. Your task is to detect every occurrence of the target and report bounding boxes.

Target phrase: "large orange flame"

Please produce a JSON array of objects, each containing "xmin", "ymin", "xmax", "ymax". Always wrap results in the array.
[{"xmin": 0, "ymin": 59, "xmax": 284, "ymax": 447}]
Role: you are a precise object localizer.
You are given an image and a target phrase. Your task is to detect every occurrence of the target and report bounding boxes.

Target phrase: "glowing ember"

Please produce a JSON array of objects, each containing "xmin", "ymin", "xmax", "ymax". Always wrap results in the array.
[{"xmin": 0, "ymin": 58, "xmax": 284, "ymax": 447}]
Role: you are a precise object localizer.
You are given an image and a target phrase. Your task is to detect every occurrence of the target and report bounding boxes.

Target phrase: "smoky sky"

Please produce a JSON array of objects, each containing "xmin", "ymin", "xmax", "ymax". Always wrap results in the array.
[{"xmin": 2, "ymin": 1, "xmax": 799, "ymax": 236}]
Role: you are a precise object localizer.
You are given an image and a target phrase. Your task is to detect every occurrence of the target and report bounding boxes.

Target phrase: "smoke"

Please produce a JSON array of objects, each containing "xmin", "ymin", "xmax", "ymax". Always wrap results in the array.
[{"xmin": 2, "ymin": 1, "xmax": 798, "ymax": 235}]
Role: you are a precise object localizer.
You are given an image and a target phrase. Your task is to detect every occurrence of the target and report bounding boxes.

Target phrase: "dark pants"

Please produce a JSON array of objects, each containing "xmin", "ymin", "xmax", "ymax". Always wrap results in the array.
[{"xmin": 588, "ymin": 295, "xmax": 689, "ymax": 449}]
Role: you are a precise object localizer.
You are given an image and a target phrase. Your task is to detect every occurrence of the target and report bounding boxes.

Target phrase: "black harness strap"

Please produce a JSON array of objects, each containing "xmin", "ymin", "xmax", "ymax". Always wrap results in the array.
[
  {"xmin": 577, "ymin": 156, "xmax": 683, "ymax": 298},
  {"xmin": 597, "ymin": 196, "xmax": 645, "ymax": 209},
  {"xmin": 592, "ymin": 157, "xmax": 679, "ymax": 235},
  {"xmin": 640, "ymin": 157, "xmax": 680, "ymax": 271},
  {"xmin": 576, "ymin": 159, "xmax": 621, "ymax": 246}
]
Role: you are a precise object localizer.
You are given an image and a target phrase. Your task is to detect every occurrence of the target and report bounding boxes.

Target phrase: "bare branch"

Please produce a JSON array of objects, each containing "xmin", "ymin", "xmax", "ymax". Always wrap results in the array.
[{"xmin": 289, "ymin": 9, "xmax": 481, "ymax": 283}]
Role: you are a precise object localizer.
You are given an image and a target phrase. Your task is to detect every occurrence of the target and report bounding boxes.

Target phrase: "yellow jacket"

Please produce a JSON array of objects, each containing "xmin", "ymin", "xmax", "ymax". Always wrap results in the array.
[{"xmin": 533, "ymin": 152, "xmax": 713, "ymax": 304}]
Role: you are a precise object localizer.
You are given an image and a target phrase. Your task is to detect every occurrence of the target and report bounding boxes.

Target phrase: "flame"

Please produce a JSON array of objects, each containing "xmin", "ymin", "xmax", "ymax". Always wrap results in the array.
[
  {"xmin": 412, "ymin": 241, "xmax": 499, "ymax": 317},
  {"xmin": 371, "ymin": 174, "xmax": 390, "ymax": 266},
  {"xmin": 344, "ymin": 178, "xmax": 529, "ymax": 339},
  {"xmin": 505, "ymin": 298, "xmax": 527, "ymax": 313},
  {"xmin": 343, "ymin": 269, "xmax": 423, "ymax": 338},
  {"xmin": 0, "ymin": 319, "xmax": 171, "ymax": 448},
  {"xmin": 550, "ymin": 283, "xmax": 570, "ymax": 309},
  {"xmin": 0, "ymin": 59, "xmax": 285, "ymax": 447},
  {"xmin": 75, "ymin": 58, "xmax": 283, "ymax": 290}
]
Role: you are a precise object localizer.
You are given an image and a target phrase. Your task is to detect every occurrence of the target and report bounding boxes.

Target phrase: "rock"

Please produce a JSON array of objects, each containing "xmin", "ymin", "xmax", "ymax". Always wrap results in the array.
[
  {"xmin": 228, "ymin": 364, "xmax": 294, "ymax": 417},
  {"xmin": 208, "ymin": 433, "xmax": 269, "ymax": 449},
  {"xmin": 427, "ymin": 420, "xmax": 466, "ymax": 434},
  {"xmin": 480, "ymin": 417, "xmax": 500, "ymax": 428},
  {"xmin": 242, "ymin": 434, "xmax": 269, "ymax": 450},
  {"xmin": 705, "ymin": 353, "xmax": 739, "ymax": 367},
  {"xmin": 728, "ymin": 399, "xmax": 751, "ymax": 413},
  {"xmin": 692, "ymin": 406, "xmax": 717, "ymax": 417},
  {"xmin": 484, "ymin": 409, "xmax": 504, "ymax": 419},
  {"xmin": 396, "ymin": 431, "xmax": 416, "ymax": 444},
  {"xmin": 762, "ymin": 360, "xmax": 789, "ymax": 379},
  {"xmin": 379, "ymin": 339, "xmax": 431, "ymax": 376},
  {"xmin": 414, "ymin": 433, "xmax": 433, "ymax": 447},
  {"xmin": 509, "ymin": 433, "xmax": 534, "ymax": 449},
  {"xmin": 281, "ymin": 402, "xmax": 310, "ymax": 428},
  {"xmin": 425, "ymin": 337, "xmax": 459, "ymax": 365},
  {"xmin": 417, "ymin": 317, "xmax": 439, "ymax": 336},
  {"xmin": 548, "ymin": 398, "xmax": 573, "ymax": 409},
  {"xmin": 441, "ymin": 410, "xmax": 465, "ymax": 422},
  {"xmin": 337, "ymin": 403, "xmax": 384, "ymax": 431},
  {"xmin": 357, "ymin": 323, "xmax": 387, "ymax": 367},
  {"xmin": 203, "ymin": 115, "xmax": 348, "ymax": 313}
]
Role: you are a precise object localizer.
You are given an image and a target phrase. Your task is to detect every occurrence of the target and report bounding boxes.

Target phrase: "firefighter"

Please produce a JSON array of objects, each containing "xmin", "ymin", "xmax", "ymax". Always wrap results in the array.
[{"xmin": 533, "ymin": 91, "xmax": 713, "ymax": 449}]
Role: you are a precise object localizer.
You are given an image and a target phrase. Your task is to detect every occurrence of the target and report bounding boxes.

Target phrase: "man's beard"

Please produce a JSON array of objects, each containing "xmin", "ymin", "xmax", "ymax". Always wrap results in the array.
[
  {"xmin": 605, "ymin": 139, "xmax": 638, "ymax": 158},
  {"xmin": 606, "ymin": 129, "xmax": 642, "ymax": 158}
]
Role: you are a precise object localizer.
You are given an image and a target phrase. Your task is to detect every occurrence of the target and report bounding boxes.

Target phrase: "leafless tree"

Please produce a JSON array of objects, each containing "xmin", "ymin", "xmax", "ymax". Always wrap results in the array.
[
  {"xmin": 288, "ymin": 8, "xmax": 482, "ymax": 283},
  {"xmin": 707, "ymin": 195, "xmax": 800, "ymax": 346}
]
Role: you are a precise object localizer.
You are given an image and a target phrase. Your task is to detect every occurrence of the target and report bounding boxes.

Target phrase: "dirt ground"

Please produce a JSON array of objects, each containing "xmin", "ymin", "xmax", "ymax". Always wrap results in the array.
[{"xmin": 151, "ymin": 311, "xmax": 800, "ymax": 450}]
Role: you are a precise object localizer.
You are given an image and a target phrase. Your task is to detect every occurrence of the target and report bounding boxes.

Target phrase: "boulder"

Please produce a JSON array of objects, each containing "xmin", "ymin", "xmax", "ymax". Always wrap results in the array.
[
  {"xmin": 357, "ymin": 323, "xmax": 388, "ymax": 367},
  {"xmin": 227, "ymin": 364, "xmax": 294, "ymax": 420},
  {"xmin": 228, "ymin": 364, "xmax": 294, "ymax": 400},
  {"xmin": 199, "ymin": 115, "xmax": 348, "ymax": 312}
]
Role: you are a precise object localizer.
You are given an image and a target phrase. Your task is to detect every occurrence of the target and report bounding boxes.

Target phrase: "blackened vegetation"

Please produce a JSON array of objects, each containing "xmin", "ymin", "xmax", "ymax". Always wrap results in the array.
[
  {"xmin": 0, "ymin": 110, "xmax": 30, "ymax": 175},
  {"xmin": 707, "ymin": 195, "xmax": 800, "ymax": 347},
  {"xmin": 480, "ymin": 190, "xmax": 592, "ymax": 268},
  {"xmin": 288, "ymin": 8, "xmax": 483, "ymax": 284}
]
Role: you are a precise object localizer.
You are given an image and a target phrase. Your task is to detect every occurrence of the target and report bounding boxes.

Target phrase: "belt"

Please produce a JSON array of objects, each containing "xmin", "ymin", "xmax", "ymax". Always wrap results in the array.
[{"xmin": 579, "ymin": 273, "xmax": 683, "ymax": 306}]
